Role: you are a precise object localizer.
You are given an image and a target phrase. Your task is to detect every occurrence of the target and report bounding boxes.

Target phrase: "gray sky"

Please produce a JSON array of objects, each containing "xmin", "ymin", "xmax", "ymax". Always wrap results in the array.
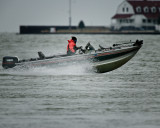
[{"xmin": 0, "ymin": 0, "xmax": 123, "ymax": 32}]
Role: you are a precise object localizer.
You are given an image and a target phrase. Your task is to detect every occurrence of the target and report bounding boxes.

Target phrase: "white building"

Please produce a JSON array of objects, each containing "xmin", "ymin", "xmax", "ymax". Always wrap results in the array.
[{"xmin": 111, "ymin": 0, "xmax": 160, "ymax": 31}]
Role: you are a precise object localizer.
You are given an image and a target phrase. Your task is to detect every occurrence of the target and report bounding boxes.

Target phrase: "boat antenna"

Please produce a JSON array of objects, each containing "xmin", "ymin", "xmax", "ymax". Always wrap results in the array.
[{"xmin": 69, "ymin": 0, "xmax": 72, "ymax": 30}]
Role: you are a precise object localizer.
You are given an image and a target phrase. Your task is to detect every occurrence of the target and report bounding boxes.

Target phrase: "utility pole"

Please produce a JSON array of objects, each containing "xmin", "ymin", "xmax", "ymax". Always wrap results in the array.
[{"xmin": 69, "ymin": 0, "xmax": 72, "ymax": 30}]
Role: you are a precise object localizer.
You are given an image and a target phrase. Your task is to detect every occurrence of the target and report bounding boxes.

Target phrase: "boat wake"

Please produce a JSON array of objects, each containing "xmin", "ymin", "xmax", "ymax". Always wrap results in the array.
[{"xmin": 0, "ymin": 62, "xmax": 94, "ymax": 76}]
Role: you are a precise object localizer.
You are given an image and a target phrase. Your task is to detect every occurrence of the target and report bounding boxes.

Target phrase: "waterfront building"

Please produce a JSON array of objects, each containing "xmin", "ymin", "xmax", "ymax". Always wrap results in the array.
[{"xmin": 111, "ymin": 0, "xmax": 160, "ymax": 31}]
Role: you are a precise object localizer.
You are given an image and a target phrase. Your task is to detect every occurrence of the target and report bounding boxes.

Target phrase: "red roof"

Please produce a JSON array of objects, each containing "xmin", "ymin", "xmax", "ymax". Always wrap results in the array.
[
  {"xmin": 127, "ymin": 0, "xmax": 160, "ymax": 18},
  {"xmin": 112, "ymin": 14, "xmax": 133, "ymax": 19},
  {"xmin": 112, "ymin": 0, "xmax": 160, "ymax": 19},
  {"xmin": 127, "ymin": 0, "xmax": 160, "ymax": 8}
]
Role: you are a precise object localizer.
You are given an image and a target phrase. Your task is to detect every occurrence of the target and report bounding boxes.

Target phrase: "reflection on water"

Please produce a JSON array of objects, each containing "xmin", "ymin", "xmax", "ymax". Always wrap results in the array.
[{"xmin": 0, "ymin": 33, "xmax": 160, "ymax": 128}]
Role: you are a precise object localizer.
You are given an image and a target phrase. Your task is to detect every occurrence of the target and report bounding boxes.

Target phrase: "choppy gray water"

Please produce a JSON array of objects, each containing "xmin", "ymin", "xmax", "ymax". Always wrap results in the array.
[{"xmin": 0, "ymin": 33, "xmax": 160, "ymax": 128}]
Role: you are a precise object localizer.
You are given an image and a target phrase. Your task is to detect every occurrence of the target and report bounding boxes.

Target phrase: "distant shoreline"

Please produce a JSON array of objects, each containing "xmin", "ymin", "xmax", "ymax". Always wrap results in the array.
[
  {"xmin": 19, "ymin": 31, "xmax": 160, "ymax": 35},
  {"xmin": 19, "ymin": 25, "xmax": 160, "ymax": 35}
]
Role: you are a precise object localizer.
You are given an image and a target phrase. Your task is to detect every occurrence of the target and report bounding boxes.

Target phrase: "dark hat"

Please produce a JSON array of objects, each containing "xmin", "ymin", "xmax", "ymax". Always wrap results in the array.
[{"xmin": 72, "ymin": 36, "xmax": 77, "ymax": 42}]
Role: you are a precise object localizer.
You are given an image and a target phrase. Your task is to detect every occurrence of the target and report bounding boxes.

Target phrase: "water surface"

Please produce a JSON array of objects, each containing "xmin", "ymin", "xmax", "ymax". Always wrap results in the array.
[{"xmin": 0, "ymin": 33, "xmax": 160, "ymax": 128}]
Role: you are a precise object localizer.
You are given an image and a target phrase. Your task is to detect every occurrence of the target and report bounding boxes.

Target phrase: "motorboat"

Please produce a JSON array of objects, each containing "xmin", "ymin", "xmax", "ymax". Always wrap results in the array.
[{"xmin": 2, "ymin": 40, "xmax": 143, "ymax": 73}]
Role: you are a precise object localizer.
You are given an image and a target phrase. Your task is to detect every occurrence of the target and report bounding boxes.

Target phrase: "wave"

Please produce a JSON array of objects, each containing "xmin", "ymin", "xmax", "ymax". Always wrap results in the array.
[{"xmin": 0, "ymin": 62, "xmax": 95, "ymax": 76}]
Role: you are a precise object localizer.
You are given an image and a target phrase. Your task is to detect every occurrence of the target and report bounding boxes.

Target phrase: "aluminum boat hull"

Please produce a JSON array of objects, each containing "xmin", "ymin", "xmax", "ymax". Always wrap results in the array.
[
  {"xmin": 94, "ymin": 49, "xmax": 139, "ymax": 73},
  {"xmin": 2, "ymin": 40, "xmax": 143, "ymax": 73}
]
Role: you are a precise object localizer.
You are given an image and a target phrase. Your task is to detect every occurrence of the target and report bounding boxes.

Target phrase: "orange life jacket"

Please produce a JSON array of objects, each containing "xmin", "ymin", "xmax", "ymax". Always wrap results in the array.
[{"xmin": 67, "ymin": 39, "xmax": 76, "ymax": 53}]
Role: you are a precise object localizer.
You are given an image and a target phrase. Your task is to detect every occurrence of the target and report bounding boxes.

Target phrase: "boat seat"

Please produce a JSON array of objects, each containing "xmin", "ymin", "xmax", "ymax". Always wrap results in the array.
[{"xmin": 38, "ymin": 51, "xmax": 45, "ymax": 59}]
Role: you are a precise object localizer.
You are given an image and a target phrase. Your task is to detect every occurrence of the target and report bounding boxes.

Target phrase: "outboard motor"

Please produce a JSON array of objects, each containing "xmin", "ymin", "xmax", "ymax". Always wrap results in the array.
[{"xmin": 2, "ymin": 56, "xmax": 18, "ymax": 69}]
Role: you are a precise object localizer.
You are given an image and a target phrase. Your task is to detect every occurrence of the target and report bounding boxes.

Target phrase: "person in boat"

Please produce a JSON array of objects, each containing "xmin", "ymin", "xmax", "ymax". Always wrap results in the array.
[{"xmin": 67, "ymin": 36, "xmax": 82, "ymax": 55}]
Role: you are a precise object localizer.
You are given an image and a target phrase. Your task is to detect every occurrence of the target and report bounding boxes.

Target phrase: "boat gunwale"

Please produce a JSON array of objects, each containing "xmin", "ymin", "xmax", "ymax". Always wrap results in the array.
[{"xmin": 15, "ymin": 45, "xmax": 141, "ymax": 67}]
